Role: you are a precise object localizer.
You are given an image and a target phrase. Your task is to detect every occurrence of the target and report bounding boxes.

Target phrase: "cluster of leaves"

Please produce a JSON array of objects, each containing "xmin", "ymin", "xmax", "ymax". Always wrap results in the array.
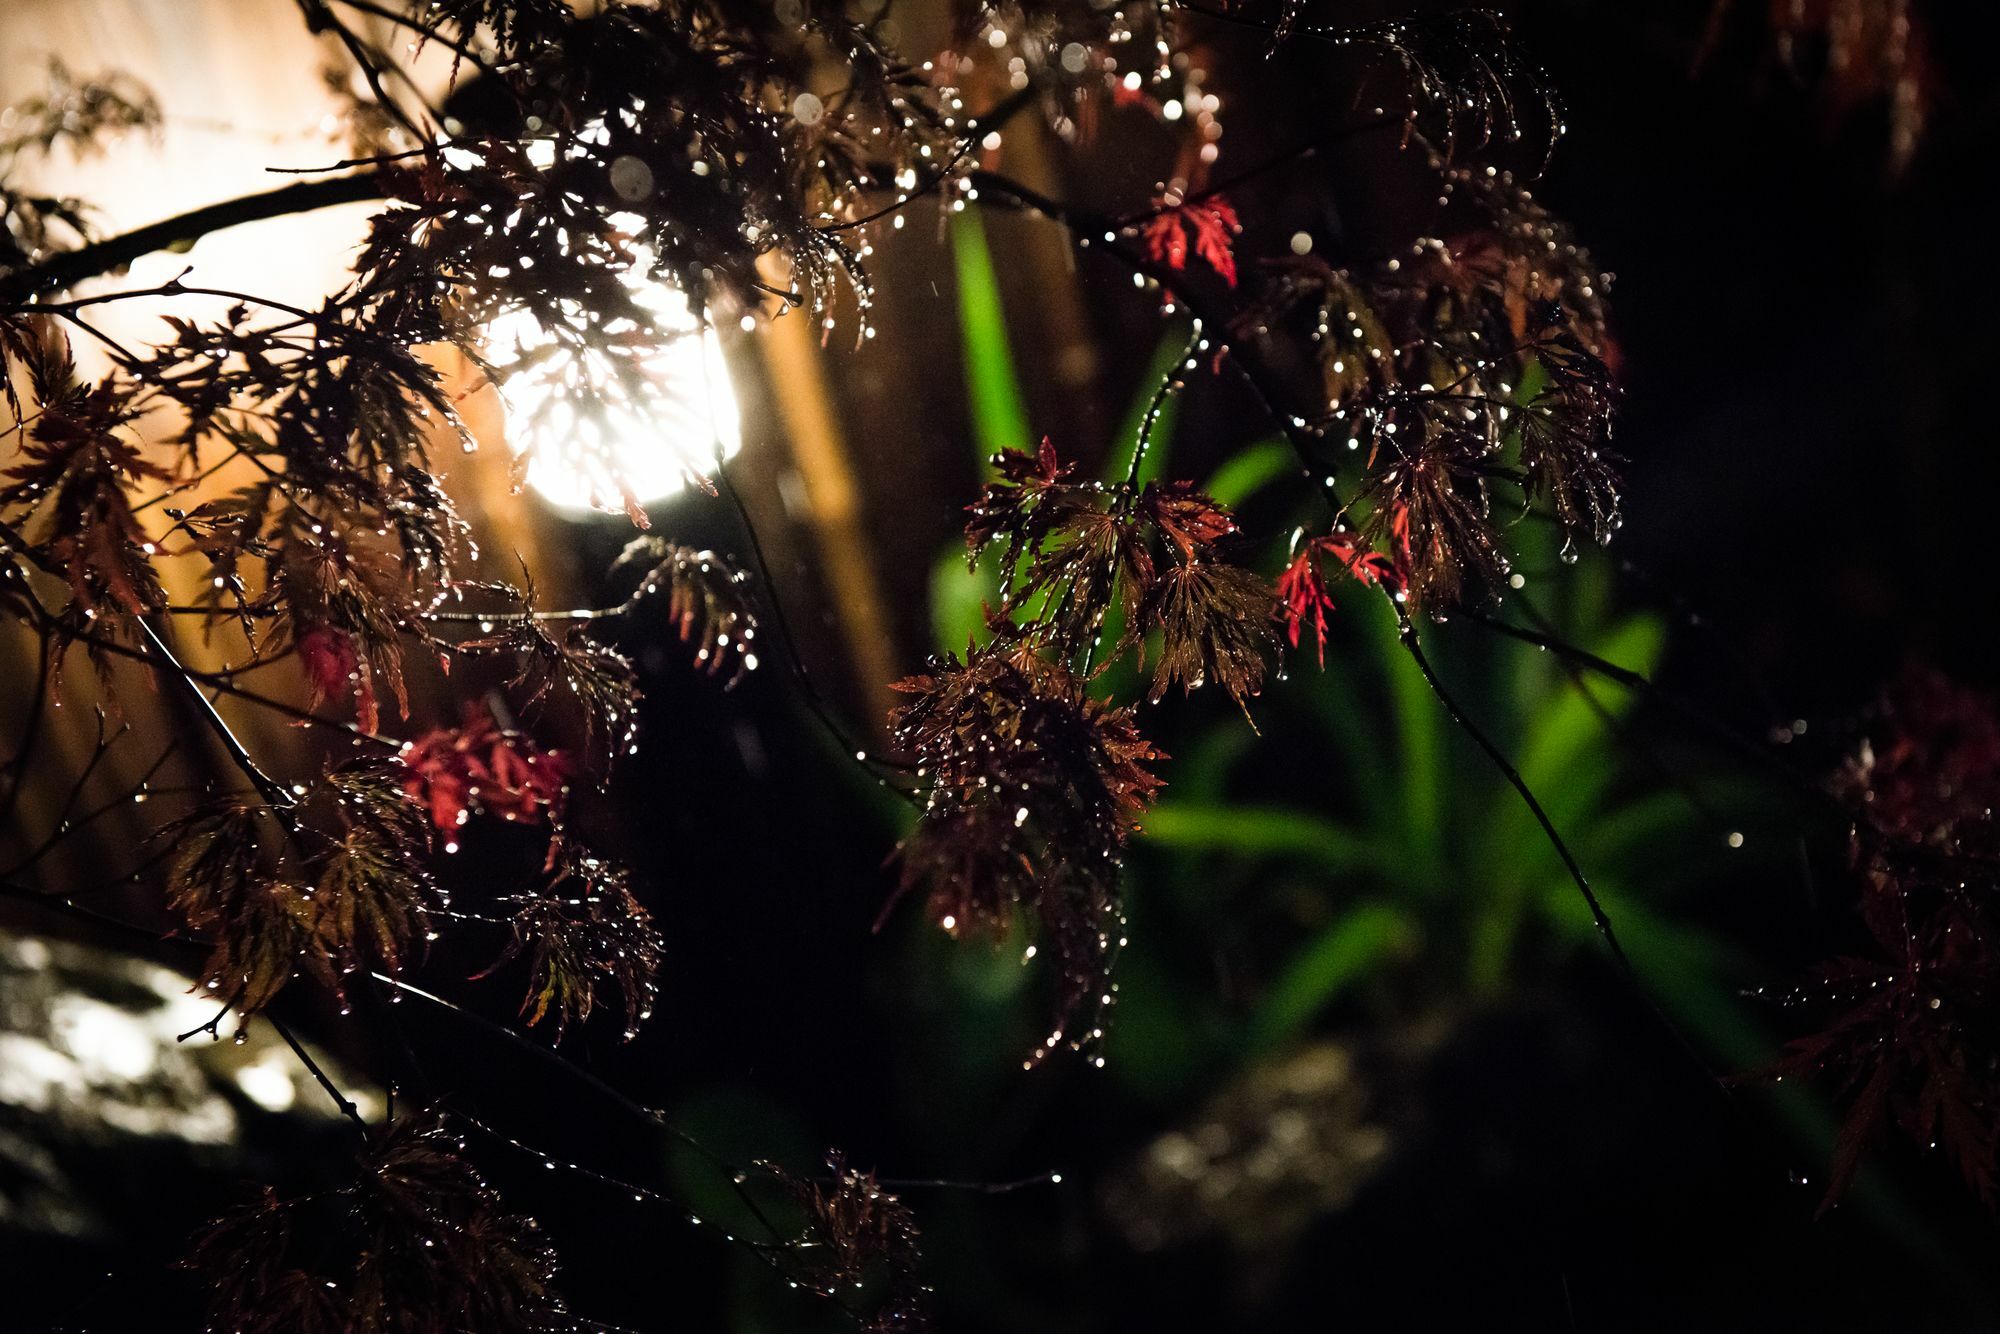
[
  {"xmin": 1, "ymin": 316, "xmax": 165, "ymax": 640},
  {"xmin": 1284, "ymin": 8, "xmax": 1562, "ymax": 159},
  {"xmin": 399, "ymin": 701, "xmax": 571, "ymax": 839},
  {"xmin": 1140, "ymin": 195, "xmax": 1241, "ymax": 288},
  {"xmin": 962, "ymin": 3, "xmax": 1561, "ymax": 208},
  {"xmin": 1, "ymin": 293, "xmax": 475, "ymax": 719},
  {"xmin": 1, "ymin": 66, "xmax": 483, "ymax": 705},
  {"xmin": 1767, "ymin": 668, "xmax": 2000, "ymax": 1211},
  {"xmin": 0, "ymin": 58, "xmax": 157, "ymax": 164},
  {"xmin": 1238, "ymin": 164, "xmax": 1620, "ymax": 619},
  {"xmin": 896, "ymin": 381, "xmax": 1266, "ymax": 1031},
  {"xmin": 608, "ymin": 534, "xmax": 760, "ymax": 686},
  {"xmin": 888, "ymin": 634, "xmax": 1164, "ymax": 1060},
  {"xmin": 967, "ymin": 438, "xmax": 1275, "ymax": 707},
  {"xmin": 468, "ymin": 612, "xmax": 644, "ymax": 762},
  {"xmin": 163, "ymin": 734, "xmax": 659, "ymax": 1042},
  {"xmin": 766, "ymin": 1152, "xmax": 931, "ymax": 1333},
  {"xmin": 164, "ymin": 762, "xmax": 436, "ymax": 1018},
  {"xmin": 482, "ymin": 852, "xmax": 663, "ymax": 1042},
  {"xmin": 390, "ymin": 680, "xmax": 662, "ymax": 1039},
  {"xmin": 186, "ymin": 1113, "xmax": 567, "ymax": 1333},
  {"xmin": 388, "ymin": 0, "xmax": 954, "ymax": 314},
  {"xmin": 6, "ymin": 0, "xmax": 896, "ymax": 718},
  {"xmin": 963, "ymin": 0, "xmax": 1247, "ymax": 198},
  {"xmin": 1275, "ymin": 530, "xmax": 1405, "ymax": 669}
]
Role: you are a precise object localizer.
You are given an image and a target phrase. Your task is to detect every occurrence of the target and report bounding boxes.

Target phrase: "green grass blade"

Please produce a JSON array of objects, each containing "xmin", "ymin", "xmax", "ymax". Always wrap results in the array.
[
  {"xmin": 951, "ymin": 210, "xmax": 1030, "ymax": 464},
  {"xmin": 1143, "ymin": 802, "xmax": 1378, "ymax": 876},
  {"xmin": 1248, "ymin": 903, "xmax": 1418, "ymax": 1052},
  {"xmin": 1202, "ymin": 437, "xmax": 1295, "ymax": 509}
]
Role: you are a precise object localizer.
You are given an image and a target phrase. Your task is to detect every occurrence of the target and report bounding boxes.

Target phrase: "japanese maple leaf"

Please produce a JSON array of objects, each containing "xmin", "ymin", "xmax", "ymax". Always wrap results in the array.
[
  {"xmin": 297, "ymin": 623, "xmax": 380, "ymax": 733},
  {"xmin": 1139, "ymin": 195, "xmax": 1242, "ymax": 287},
  {"xmin": 1275, "ymin": 533, "xmax": 1406, "ymax": 667},
  {"xmin": 1142, "ymin": 480, "xmax": 1238, "ymax": 561},
  {"xmin": 399, "ymin": 703, "xmax": 571, "ymax": 838},
  {"xmin": 1276, "ymin": 548, "xmax": 1337, "ymax": 668},
  {"xmin": 1761, "ymin": 669, "xmax": 2000, "ymax": 1213}
]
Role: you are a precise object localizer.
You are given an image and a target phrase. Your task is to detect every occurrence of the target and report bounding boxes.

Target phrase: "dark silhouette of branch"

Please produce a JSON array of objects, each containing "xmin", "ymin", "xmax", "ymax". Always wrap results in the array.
[
  {"xmin": 365, "ymin": 972, "xmax": 868, "ymax": 1321},
  {"xmin": 1, "ymin": 170, "xmax": 385, "ymax": 301},
  {"xmin": 270, "ymin": 1011, "xmax": 370, "ymax": 1131},
  {"xmin": 134, "ymin": 617, "xmax": 293, "ymax": 808},
  {"xmin": 1389, "ymin": 599, "xmax": 1634, "ymax": 969}
]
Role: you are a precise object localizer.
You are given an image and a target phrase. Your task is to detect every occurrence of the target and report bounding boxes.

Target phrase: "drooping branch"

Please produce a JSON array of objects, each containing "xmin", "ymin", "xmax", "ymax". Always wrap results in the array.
[{"xmin": 1390, "ymin": 600, "xmax": 1632, "ymax": 966}]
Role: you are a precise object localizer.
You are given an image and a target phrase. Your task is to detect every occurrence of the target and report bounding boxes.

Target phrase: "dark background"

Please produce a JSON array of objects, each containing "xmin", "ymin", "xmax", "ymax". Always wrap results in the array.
[{"xmin": 7, "ymin": 2, "xmax": 2000, "ymax": 1330}]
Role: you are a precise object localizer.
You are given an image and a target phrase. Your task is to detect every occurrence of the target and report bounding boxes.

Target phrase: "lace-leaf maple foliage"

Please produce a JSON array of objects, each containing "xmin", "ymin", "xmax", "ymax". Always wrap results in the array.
[
  {"xmin": 2, "ymin": 0, "xmax": 1677, "ymax": 1326},
  {"xmin": 184, "ymin": 1114, "xmax": 567, "ymax": 1334},
  {"xmin": 1765, "ymin": 669, "xmax": 2000, "ymax": 1213},
  {"xmin": 765, "ymin": 1153, "xmax": 934, "ymax": 1333}
]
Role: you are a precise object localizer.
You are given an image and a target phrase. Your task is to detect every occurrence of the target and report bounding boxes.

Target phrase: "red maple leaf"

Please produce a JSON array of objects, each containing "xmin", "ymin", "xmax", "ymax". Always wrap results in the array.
[
  {"xmin": 399, "ymin": 704, "xmax": 571, "ymax": 841},
  {"xmin": 297, "ymin": 623, "xmax": 381, "ymax": 734},
  {"xmin": 1142, "ymin": 480, "xmax": 1238, "ymax": 562},
  {"xmin": 1138, "ymin": 195, "xmax": 1242, "ymax": 287},
  {"xmin": 1275, "ymin": 533, "xmax": 1406, "ymax": 667}
]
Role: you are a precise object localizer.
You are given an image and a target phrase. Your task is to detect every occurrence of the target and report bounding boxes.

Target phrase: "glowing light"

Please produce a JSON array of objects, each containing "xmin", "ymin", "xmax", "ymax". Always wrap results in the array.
[{"xmin": 490, "ymin": 266, "xmax": 741, "ymax": 515}]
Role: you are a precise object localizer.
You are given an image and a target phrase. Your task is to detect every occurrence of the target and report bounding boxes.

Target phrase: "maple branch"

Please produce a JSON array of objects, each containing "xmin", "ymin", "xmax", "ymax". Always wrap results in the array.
[
  {"xmin": 0, "ymin": 645, "xmax": 53, "ymax": 828},
  {"xmin": 270, "ymin": 1011, "xmax": 370, "ymax": 1131},
  {"xmin": 366, "ymin": 972, "xmax": 840, "ymax": 1296},
  {"xmin": 135, "ymin": 617, "xmax": 294, "ymax": 808},
  {"xmin": 305, "ymin": 0, "xmax": 433, "ymax": 148},
  {"xmin": 326, "ymin": 0, "xmax": 510, "ymax": 82},
  {"xmin": 0, "ymin": 863, "xmax": 190, "ymax": 950},
  {"xmin": 711, "ymin": 465, "xmax": 918, "ymax": 781},
  {"xmin": 1126, "ymin": 321, "xmax": 1203, "ymax": 488},
  {"xmin": 0, "ymin": 170, "xmax": 386, "ymax": 301},
  {"xmin": 1110, "ymin": 114, "xmax": 1403, "ymax": 227},
  {"xmin": 818, "ymin": 82, "xmax": 1043, "ymax": 235},
  {"xmin": 0, "ymin": 739, "xmax": 182, "ymax": 879},
  {"xmin": 866, "ymin": 1170, "xmax": 1063, "ymax": 1195},
  {"xmin": 177, "ymin": 1002, "xmax": 233, "ymax": 1043},
  {"xmin": 54, "ymin": 615, "xmax": 388, "ymax": 742},
  {"xmin": 967, "ymin": 168, "xmax": 1337, "ymax": 515},
  {"xmin": 1388, "ymin": 598, "xmax": 1633, "ymax": 966},
  {"xmin": 1463, "ymin": 605, "xmax": 1835, "ymax": 811}
]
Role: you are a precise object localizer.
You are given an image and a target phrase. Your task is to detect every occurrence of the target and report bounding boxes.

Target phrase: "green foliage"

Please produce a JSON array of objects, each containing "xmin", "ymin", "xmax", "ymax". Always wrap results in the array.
[
  {"xmin": 1248, "ymin": 903, "xmax": 1420, "ymax": 1054},
  {"xmin": 918, "ymin": 497, "xmax": 1783, "ymax": 1101},
  {"xmin": 950, "ymin": 210, "xmax": 1029, "ymax": 464}
]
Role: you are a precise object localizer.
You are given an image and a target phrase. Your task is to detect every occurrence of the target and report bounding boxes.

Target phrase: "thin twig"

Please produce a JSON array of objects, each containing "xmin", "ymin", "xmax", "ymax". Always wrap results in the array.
[
  {"xmin": 1389, "ymin": 599, "xmax": 1632, "ymax": 968},
  {"xmin": 711, "ymin": 453, "xmax": 916, "ymax": 784},
  {"xmin": 366, "ymin": 974, "xmax": 817, "ymax": 1269},
  {"xmin": 135, "ymin": 618, "xmax": 295, "ymax": 808},
  {"xmin": 1126, "ymin": 321, "xmax": 1203, "ymax": 489},
  {"xmin": 270, "ymin": 1011, "xmax": 369, "ymax": 1130}
]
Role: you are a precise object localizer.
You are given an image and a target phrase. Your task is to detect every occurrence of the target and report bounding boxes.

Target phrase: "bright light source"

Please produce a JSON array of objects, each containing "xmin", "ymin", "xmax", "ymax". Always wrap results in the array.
[{"xmin": 489, "ymin": 268, "xmax": 741, "ymax": 516}]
